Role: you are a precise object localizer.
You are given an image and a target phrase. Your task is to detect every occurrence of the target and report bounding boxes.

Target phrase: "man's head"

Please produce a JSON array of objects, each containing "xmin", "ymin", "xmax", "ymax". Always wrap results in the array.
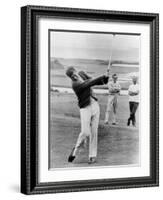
[
  {"xmin": 112, "ymin": 74, "xmax": 118, "ymax": 82},
  {"xmin": 65, "ymin": 66, "xmax": 83, "ymax": 81},
  {"xmin": 65, "ymin": 66, "xmax": 75, "ymax": 78},
  {"xmin": 132, "ymin": 75, "xmax": 138, "ymax": 84}
]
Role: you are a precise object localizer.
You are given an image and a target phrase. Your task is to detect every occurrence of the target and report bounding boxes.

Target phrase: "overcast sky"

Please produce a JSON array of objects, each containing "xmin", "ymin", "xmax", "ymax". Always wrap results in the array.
[{"xmin": 50, "ymin": 31, "xmax": 140, "ymax": 61}]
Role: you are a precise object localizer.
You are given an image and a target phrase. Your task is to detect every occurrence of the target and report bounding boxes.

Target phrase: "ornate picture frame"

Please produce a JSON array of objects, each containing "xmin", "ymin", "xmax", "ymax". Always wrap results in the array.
[{"xmin": 21, "ymin": 5, "xmax": 159, "ymax": 194}]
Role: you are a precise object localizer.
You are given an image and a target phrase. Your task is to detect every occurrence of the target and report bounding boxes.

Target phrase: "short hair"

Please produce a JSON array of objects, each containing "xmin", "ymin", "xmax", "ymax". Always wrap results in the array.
[
  {"xmin": 112, "ymin": 73, "xmax": 118, "ymax": 78},
  {"xmin": 132, "ymin": 76, "xmax": 138, "ymax": 81},
  {"xmin": 65, "ymin": 67, "xmax": 75, "ymax": 78},
  {"xmin": 131, "ymin": 74, "xmax": 138, "ymax": 80}
]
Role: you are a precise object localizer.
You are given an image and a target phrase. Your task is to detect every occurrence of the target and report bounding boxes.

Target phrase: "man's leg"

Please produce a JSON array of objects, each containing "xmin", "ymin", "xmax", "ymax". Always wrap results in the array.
[
  {"xmin": 127, "ymin": 102, "xmax": 134, "ymax": 126},
  {"xmin": 68, "ymin": 107, "xmax": 91, "ymax": 162},
  {"xmin": 112, "ymin": 95, "xmax": 118, "ymax": 124},
  {"xmin": 89, "ymin": 102, "xmax": 100, "ymax": 163},
  {"xmin": 131, "ymin": 102, "xmax": 139, "ymax": 126},
  {"xmin": 104, "ymin": 96, "xmax": 114, "ymax": 124}
]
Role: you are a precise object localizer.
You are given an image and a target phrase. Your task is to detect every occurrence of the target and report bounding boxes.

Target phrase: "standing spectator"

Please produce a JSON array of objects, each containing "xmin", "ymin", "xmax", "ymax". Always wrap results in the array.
[
  {"xmin": 127, "ymin": 75, "xmax": 139, "ymax": 127},
  {"xmin": 104, "ymin": 74, "xmax": 121, "ymax": 125}
]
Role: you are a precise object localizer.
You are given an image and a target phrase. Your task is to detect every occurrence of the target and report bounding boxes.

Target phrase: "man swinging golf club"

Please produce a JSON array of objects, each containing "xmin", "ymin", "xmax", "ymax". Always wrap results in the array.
[{"xmin": 66, "ymin": 67, "xmax": 109, "ymax": 164}]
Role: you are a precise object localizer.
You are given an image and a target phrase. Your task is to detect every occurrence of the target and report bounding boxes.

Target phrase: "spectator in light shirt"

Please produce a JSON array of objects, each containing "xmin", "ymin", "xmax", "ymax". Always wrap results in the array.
[{"xmin": 127, "ymin": 75, "xmax": 139, "ymax": 127}]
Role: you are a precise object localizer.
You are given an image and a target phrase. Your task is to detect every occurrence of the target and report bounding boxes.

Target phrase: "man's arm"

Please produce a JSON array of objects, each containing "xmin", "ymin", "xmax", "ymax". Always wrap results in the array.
[
  {"xmin": 75, "ymin": 75, "xmax": 109, "ymax": 91},
  {"xmin": 114, "ymin": 84, "xmax": 121, "ymax": 94},
  {"xmin": 129, "ymin": 91, "xmax": 139, "ymax": 96},
  {"xmin": 128, "ymin": 86, "xmax": 139, "ymax": 96},
  {"xmin": 109, "ymin": 83, "xmax": 121, "ymax": 94},
  {"xmin": 78, "ymin": 71, "xmax": 92, "ymax": 80},
  {"xmin": 108, "ymin": 83, "xmax": 114, "ymax": 93}
]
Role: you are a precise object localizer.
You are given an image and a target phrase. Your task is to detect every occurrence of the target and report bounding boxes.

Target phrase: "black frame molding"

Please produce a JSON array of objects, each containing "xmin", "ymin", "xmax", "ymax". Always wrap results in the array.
[{"xmin": 21, "ymin": 5, "xmax": 159, "ymax": 194}]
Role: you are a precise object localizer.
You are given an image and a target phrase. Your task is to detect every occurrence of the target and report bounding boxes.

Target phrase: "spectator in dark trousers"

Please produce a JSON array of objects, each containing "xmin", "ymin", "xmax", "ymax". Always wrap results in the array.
[
  {"xmin": 127, "ymin": 75, "xmax": 139, "ymax": 127},
  {"xmin": 66, "ymin": 67, "xmax": 109, "ymax": 164}
]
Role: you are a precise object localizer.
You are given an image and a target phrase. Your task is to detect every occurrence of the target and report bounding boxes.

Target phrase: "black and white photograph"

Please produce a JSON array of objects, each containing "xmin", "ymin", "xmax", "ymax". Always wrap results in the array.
[
  {"xmin": 49, "ymin": 30, "xmax": 140, "ymax": 169},
  {"xmin": 21, "ymin": 5, "xmax": 159, "ymax": 194}
]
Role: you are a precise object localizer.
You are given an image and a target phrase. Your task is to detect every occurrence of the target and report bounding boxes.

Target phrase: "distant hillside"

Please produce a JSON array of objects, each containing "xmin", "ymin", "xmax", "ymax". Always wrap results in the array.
[
  {"xmin": 52, "ymin": 57, "xmax": 139, "ymax": 66},
  {"xmin": 51, "ymin": 59, "xmax": 64, "ymax": 70},
  {"xmin": 110, "ymin": 64, "xmax": 139, "ymax": 74},
  {"xmin": 50, "ymin": 57, "xmax": 139, "ymax": 90}
]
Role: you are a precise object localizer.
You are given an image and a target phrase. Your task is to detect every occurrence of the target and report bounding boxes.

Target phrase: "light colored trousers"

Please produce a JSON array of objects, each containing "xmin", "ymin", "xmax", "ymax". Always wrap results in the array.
[
  {"xmin": 73, "ymin": 100, "xmax": 100, "ymax": 158},
  {"xmin": 104, "ymin": 94, "xmax": 118, "ymax": 123}
]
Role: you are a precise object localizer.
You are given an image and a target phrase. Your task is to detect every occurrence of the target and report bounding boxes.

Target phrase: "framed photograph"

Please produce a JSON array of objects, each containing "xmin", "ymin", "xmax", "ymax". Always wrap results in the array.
[{"xmin": 21, "ymin": 5, "xmax": 159, "ymax": 194}]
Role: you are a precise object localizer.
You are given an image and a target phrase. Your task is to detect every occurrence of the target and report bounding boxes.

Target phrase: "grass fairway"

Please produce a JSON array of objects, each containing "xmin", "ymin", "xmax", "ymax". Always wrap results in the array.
[{"xmin": 49, "ymin": 91, "xmax": 139, "ymax": 169}]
